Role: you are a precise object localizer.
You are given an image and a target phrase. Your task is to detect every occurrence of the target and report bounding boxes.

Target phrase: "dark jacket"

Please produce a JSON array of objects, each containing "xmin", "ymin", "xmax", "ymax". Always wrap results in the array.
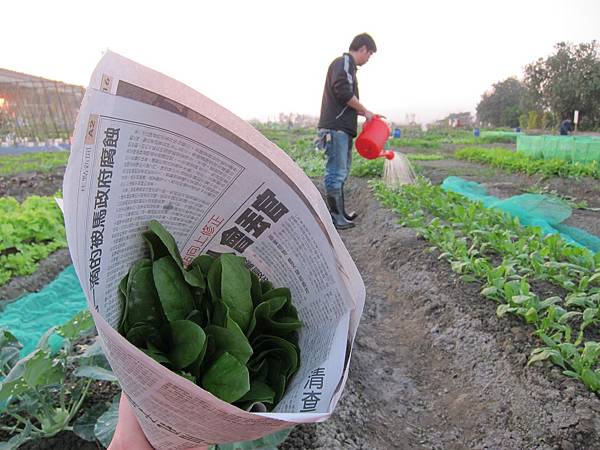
[
  {"xmin": 559, "ymin": 119, "xmax": 573, "ymax": 135},
  {"xmin": 318, "ymin": 53, "xmax": 359, "ymax": 137}
]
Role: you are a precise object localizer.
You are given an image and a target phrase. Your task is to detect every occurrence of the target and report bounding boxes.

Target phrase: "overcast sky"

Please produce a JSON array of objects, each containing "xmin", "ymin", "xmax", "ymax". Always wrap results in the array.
[{"xmin": 3, "ymin": 0, "xmax": 599, "ymax": 123}]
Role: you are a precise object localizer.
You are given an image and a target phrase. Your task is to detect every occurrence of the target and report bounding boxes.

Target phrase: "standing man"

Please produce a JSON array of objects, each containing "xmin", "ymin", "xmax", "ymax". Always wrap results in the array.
[
  {"xmin": 318, "ymin": 33, "xmax": 378, "ymax": 230},
  {"xmin": 559, "ymin": 118, "xmax": 573, "ymax": 136}
]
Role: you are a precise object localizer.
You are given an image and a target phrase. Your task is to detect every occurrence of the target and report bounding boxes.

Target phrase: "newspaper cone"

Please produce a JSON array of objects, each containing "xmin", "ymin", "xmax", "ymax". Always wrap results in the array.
[
  {"xmin": 383, "ymin": 151, "xmax": 416, "ymax": 186},
  {"xmin": 62, "ymin": 51, "xmax": 365, "ymax": 449}
]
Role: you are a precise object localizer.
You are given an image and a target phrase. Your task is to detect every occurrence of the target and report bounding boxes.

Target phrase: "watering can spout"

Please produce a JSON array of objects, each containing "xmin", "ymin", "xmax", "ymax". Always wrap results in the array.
[{"xmin": 355, "ymin": 116, "xmax": 393, "ymax": 160}]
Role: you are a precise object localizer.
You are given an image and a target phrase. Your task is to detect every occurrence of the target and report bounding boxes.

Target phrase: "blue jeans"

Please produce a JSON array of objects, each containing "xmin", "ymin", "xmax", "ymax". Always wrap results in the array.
[{"xmin": 319, "ymin": 129, "xmax": 352, "ymax": 192}]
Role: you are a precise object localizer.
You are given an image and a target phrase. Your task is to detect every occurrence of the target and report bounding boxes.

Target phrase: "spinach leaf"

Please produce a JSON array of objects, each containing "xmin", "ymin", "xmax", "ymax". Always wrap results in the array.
[
  {"xmin": 208, "ymin": 254, "xmax": 253, "ymax": 333},
  {"xmin": 250, "ymin": 335, "xmax": 300, "ymax": 384},
  {"xmin": 211, "ymin": 300, "xmax": 229, "ymax": 328},
  {"xmin": 125, "ymin": 324, "xmax": 159, "ymax": 348},
  {"xmin": 117, "ymin": 275, "xmax": 129, "ymax": 334},
  {"xmin": 250, "ymin": 271, "xmax": 263, "ymax": 308},
  {"xmin": 247, "ymin": 296, "xmax": 302, "ymax": 339},
  {"xmin": 205, "ymin": 324, "xmax": 253, "ymax": 365},
  {"xmin": 202, "ymin": 352, "xmax": 250, "ymax": 403},
  {"xmin": 260, "ymin": 280, "xmax": 274, "ymax": 295},
  {"xmin": 166, "ymin": 320, "xmax": 206, "ymax": 370},
  {"xmin": 153, "ymin": 256, "xmax": 194, "ymax": 321},
  {"xmin": 141, "ymin": 348, "xmax": 172, "ymax": 366},
  {"xmin": 145, "ymin": 221, "xmax": 206, "ymax": 289},
  {"xmin": 262, "ymin": 288, "xmax": 300, "ymax": 321},
  {"xmin": 235, "ymin": 380, "xmax": 275, "ymax": 411},
  {"xmin": 190, "ymin": 254, "xmax": 214, "ymax": 276},
  {"xmin": 183, "ymin": 264, "xmax": 206, "ymax": 289},
  {"xmin": 147, "ymin": 219, "xmax": 184, "ymax": 266},
  {"xmin": 142, "ymin": 229, "xmax": 170, "ymax": 262},
  {"xmin": 186, "ymin": 309, "xmax": 207, "ymax": 329},
  {"xmin": 126, "ymin": 260, "xmax": 165, "ymax": 327}
]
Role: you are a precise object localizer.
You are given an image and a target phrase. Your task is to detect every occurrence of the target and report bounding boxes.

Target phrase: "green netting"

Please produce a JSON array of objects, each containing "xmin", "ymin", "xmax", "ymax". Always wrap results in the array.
[
  {"xmin": 517, "ymin": 135, "xmax": 600, "ymax": 163},
  {"xmin": 0, "ymin": 265, "xmax": 87, "ymax": 356},
  {"xmin": 441, "ymin": 176, "xmax": 600, "ymax": 253}
]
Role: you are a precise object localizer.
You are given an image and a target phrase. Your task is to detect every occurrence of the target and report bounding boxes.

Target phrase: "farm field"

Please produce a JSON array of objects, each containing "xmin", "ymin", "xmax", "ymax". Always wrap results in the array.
[{"xmin": 1, "ymin": 128, "xmax": 599, "ymax": 449}]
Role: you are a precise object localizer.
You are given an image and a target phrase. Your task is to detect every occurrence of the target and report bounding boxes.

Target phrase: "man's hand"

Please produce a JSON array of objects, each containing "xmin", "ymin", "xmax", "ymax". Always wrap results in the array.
[
  {"xmin": 108, "ymin": 393, "xmax": 209, "ymax": 450},
  {"xmin": 364, "ymin": 110, "xmax": 375, "ymax": 121}
]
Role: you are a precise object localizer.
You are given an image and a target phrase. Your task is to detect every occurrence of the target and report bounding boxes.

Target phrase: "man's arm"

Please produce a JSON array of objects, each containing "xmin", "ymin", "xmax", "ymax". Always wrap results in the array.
[
  {"xmin": 330, "ymin": 58, "xmax": 375, "ymax": 120},
  {"xmin": 346, "ymin": 96, "xmax": 374, "ymax": 120}
]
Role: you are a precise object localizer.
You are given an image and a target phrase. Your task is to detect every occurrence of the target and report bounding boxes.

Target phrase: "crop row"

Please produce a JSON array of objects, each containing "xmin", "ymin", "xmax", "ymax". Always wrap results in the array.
[
  {"xmin": 0, "ymin": 311, "xmax": 120, "ymax": 448},
  {"xmin": 0, "ymin": 151, "xmax": 69, "ymax": 177},
  {"xmin": 373, "ymin": 178, "xmax": 600, "ymax": 392},
  {"xmin": 455, "ymin": 147, "xmax": 600, "ymax": 179},
  {"xmin": 0, "ymin": 196, "xmax": 66, "ymax": 285},
  {"xmin": 389, "ymin": 130, "xmax": 516, "ymax": 149}
]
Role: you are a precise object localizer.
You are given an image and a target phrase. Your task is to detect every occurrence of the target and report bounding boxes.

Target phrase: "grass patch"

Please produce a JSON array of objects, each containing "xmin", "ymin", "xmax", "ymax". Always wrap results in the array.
[
  {"xmin": 407, "ymin": 153, "xmax": 445, "ymax": 161},
  {"xmin": 0, "ymin": 195, "xmax": 67, "ymax": 285},
  {"xmin": 455, "ymin": 147, "xmax": 600, "ymax": 179},
  {"xmin": 0, "ymin": 151, "xmax": 69, "ymax": 176}
]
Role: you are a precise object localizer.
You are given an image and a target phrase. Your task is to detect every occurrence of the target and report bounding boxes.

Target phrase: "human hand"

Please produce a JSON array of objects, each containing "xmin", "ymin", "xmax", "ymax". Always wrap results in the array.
[
  {"xmin": 108, "ymin": 392, "xmax": 209, "ymax": 450},
  {"xmin": 364, "ymin": 110, "xmax": 375, "ymax": 121}
]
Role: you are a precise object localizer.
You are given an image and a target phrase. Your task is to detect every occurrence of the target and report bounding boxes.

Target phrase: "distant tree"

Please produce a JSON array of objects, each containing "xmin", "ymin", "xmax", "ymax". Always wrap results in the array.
[
  {"xmin": 499, "ymin": 106, "xmax": 521, "ymax": 129},
  {"xmin": 527, "ymin": 111, "xmax": 541, "ymax": 130},
  {"xmin": 541, "ymin": 111, "xmax": 555, "ymax": 129},
  {"xmin": 519, "ymin": 113, "xmax": 528, "ymax": 130},
  {"xmin": 476, "ymin": 77, "xmax": 526, "ymax": 127},
  {"xmin": 524, "ymin": 41, "xmax": 600, "ymax": 129}
]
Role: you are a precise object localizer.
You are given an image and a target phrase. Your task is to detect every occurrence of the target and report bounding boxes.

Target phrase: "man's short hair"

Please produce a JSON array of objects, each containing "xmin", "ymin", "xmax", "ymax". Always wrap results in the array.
[{"xmin": 349, "ymin": 33, "xmax": 377, "ymax": 53}]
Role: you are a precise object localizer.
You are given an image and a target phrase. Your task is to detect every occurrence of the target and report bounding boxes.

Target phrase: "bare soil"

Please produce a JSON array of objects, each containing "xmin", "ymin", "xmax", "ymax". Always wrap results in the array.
[
  {"xmin": 2, "ymin": 155, "xmax": 600, "ymax": 449},
  {"xmin": 0, "ymin": 166, "xmax": 65, "ymax": 202}
]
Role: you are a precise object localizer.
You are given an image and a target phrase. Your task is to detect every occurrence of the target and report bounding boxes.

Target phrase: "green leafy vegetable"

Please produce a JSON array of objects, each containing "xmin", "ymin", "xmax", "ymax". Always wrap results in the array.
[
  {"xmin": 202, "ymin": 352, "xmax": 250, "ymax": 403},
  {"xmin": 118, "ymin": 221, "xmax": 303, "ymax": 410}
]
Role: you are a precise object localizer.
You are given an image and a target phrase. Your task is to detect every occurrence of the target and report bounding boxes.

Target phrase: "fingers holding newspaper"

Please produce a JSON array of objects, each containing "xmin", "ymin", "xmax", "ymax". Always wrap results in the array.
[{"xmin": 108, "ymin": 393, "xmax": 208, "ymax": 450}]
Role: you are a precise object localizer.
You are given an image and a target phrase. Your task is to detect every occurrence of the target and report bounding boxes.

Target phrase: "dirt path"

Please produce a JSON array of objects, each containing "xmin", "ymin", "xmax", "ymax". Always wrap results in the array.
[{"xmin": 283, "ymin": 177, "xmax": 600, "ymax": 450}]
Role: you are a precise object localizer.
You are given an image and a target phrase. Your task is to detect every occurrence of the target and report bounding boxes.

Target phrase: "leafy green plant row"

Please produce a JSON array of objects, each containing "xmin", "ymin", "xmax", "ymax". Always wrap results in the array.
[
  {"xmin": 455, "ymin": 147, "xmax": 600, "ymax": 179},
  {"xmin": 0, "ymin": 196, "xmax": 67, "ymax": 286},
  {"xmin": 373, "ymin": 178, "xmax": 600, "ymax": 392},
  {"xmin": 382, "ymin": 185, "xmax": 599, "ymax": 296},
  {"xmin": 0, "ymin": 311, "xmax": 120, "ymax": 449},
  {"xmin": 0, "ymin": 152, "xmax": 69, "ymax": 177},
  {"xmin": 373, "ymin": 178, "xmax": 600, "ymax": 305},
  {"xmin": 0, "ymin": 308, "xmax": 294, "ymax": 450},
  {"xmin": 406, "ymin": 153, "xmax": 445, "ymax": 161},
  {"xmin": 389, "ymin": 132, "xmax": 516, "ymax": 149}
]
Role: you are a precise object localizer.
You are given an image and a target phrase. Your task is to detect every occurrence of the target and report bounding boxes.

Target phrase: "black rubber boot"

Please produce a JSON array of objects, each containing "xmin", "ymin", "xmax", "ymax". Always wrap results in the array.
[
  {"xmin": 341, "ymin": 183, "xmax": 358, "ymax": 221},
  {"xmin": 326, "ymin": 190, "xmax": 355, "ymax": 230}
]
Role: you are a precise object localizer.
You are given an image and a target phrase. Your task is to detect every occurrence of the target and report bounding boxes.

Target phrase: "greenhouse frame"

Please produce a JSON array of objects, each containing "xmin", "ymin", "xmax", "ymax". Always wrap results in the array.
[{"xmin": 0, "ymin": 68, "xmax": 85, "ymax": 142}]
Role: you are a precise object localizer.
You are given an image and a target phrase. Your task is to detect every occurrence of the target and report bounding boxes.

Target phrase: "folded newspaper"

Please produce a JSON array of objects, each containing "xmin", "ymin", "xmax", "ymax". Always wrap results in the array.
[{"xmin": 63, "ymin": 51, "xmax": 365, "ymax": 448}]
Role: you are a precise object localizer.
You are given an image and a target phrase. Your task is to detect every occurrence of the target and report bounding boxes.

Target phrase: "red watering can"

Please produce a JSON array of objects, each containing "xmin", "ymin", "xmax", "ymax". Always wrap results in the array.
[{"xmin": 355, "ymin": 116, "xmax": 395, "ymax": 160}]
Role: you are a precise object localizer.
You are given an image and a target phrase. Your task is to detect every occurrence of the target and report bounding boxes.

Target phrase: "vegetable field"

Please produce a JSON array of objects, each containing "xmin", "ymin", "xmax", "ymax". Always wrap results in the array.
[{"xmin": 1, "ymin": 127, "xmax": 599, "ymax": 449}]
